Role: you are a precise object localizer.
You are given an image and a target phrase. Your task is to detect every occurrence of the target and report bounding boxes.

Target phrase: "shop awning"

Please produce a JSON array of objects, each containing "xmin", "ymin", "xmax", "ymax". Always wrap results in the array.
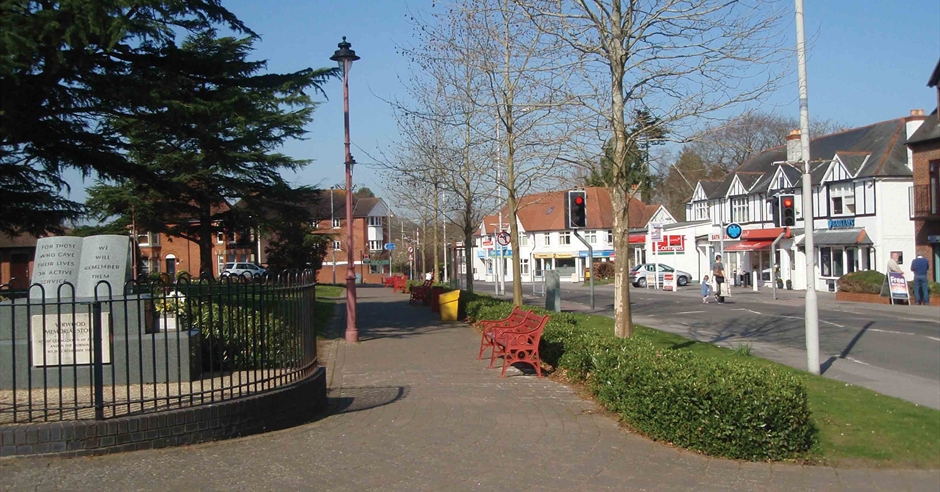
[
  {"xmin": 723, "ymin": 240, "xmax": 773, "ymax": 252},
  {"xmin": 797, "ymin": 228, "xmax": 873, "ymax": 247}
]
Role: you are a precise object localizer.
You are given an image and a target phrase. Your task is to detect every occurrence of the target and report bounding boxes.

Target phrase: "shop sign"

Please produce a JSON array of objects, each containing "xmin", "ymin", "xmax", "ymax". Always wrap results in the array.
[
  {"xmin": 663, "ymin": 273, "xmax": 677, "ymax": 291},
  {"xmin": 487, "ymin": 249, "xmax": 512, "ymax": 257},
  {"xmin": 887, "ymin": 272, "xmax": 909, "ymax": 303},
  {"xmin": 828, "ymin": 218, "xmax": 855, "ymax": 229},
  {"xmin": 577, "ymin": 250, "xmax": 614, "ymax": 258},
  {"xmin": 654, "ymin": 235, "xmax": 685, "ymax": 254}
]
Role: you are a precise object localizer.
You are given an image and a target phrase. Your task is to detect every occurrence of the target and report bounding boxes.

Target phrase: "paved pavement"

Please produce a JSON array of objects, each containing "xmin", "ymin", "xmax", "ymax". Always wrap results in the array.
[
  {"xmin": 1, "ymin": 285, "xmax": 938, "ymax": 491},
  {"xmin": 485, "ymin": 280, "xmax": 940, "ymax": 409}
]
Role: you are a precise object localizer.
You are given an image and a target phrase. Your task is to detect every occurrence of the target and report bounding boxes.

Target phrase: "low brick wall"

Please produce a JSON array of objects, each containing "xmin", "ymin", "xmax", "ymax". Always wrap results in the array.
[
  {"xmin": 0, "ymin": 366, "xmax": 326, "ymax": 458},
  {"xmin": 835, "ymin": 291, "xmax": 940, "ymax": 305}
]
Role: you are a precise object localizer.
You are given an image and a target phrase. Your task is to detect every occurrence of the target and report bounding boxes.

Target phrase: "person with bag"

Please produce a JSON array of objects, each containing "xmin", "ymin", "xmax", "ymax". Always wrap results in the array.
[{"xmin": 712, "ymin": 254, "xmax": 726, "ymax": 303}]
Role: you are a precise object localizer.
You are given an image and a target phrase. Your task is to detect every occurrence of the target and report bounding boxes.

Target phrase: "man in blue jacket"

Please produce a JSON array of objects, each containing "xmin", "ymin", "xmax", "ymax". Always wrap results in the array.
[{"xmin": 910, "ymin": 254, "xmax": 930, "ymax": 305}]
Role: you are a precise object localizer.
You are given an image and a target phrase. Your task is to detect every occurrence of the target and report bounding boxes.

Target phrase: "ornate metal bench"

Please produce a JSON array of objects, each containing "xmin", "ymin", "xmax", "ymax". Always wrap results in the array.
[
  {"xmin": 477, "ymin": 306, "xmax": 528, "ymax": 360},
  {"xmin": 409, "ymin": 279, "xmax": 433, "ymax": 305},
  {"xmin": 484, "ymin": 309, "xmax": 549, "ymax": 378}
]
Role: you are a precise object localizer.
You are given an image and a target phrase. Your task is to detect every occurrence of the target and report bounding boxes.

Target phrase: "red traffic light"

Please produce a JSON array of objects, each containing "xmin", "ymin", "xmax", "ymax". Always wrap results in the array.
[
  {"xmin": 575, "ymin": 196, "xmax": 584, "ymax": 205},
  {"xmin": 783, "ymin": 198, "xmax": 793, "ymax": 207}
]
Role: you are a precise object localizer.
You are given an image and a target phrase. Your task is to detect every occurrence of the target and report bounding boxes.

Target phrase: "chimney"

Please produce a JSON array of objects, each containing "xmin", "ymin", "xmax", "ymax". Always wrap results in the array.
[
  {"xmin": 786, "ymin": 129, "xmax": 801, "ymax": 162},
  {"xmin": 905, "ymin": 109, "xmax": 927, "ymax": 170}
]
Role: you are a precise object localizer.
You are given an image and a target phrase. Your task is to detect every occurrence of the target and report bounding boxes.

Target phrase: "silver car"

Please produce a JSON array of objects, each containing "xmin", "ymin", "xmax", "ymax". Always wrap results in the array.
[
  {"xmin": 629, "ymin": 263, "xmax": 691, "ymax": 287},
  {"xmin": 222, "ymin": 262, "xmax": 266, "ymax": 279}
]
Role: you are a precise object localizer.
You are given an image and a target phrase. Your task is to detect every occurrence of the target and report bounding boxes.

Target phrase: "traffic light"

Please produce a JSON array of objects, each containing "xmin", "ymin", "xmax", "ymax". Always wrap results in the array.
[
  {"xmin": 779, "ymin": 195, "xmax": 796, "ymax": 226},
  {"xmin": 768, "ymin": 196, "xmax": 781, "ymax": 226},
  {"xmin": 566, "ymin": 190, "xmax": 587, "ymax": 229}
]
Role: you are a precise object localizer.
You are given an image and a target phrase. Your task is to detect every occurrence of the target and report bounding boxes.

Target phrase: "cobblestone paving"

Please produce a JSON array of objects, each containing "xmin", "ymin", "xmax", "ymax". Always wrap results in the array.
[{"xmin": 1, "ymin": 286, "xmax": 937, "ymax": 491}]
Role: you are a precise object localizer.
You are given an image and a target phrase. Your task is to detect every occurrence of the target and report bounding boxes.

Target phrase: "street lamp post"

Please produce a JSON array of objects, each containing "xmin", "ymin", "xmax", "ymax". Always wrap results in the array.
[
  {"xmin": 330, "ymin": 186, "xmax": 336, "ymax": 285},
  {"xmin": 331, "ymin": 37, "xmax": 361, "ymax": 344}
]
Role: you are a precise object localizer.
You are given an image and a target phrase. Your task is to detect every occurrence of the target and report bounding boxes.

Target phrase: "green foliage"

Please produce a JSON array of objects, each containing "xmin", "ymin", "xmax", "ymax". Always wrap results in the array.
[
  {"xmin": 464, "ymin": 292, "xmax": 815, "ymax": 461},
  {"xmin": 188, "ymin": 301, "xmax": 293, "ymax": 372},
  {"xmin": 837, "ymin": 270, "xmax": 885, "ymax": 294},
  {"xmin": 265, "ymin": 219, "xmax": 330, "ymax": 271},
  {"xmin": 0, "ymin": 0, "xmax": 250, "ymax": 235}
]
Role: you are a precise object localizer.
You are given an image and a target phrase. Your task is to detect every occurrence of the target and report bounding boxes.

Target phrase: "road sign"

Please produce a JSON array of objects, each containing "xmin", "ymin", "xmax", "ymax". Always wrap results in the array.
[
  {"xmin": 649, "ymin": 222, "xmax": 664, "ymax": 241},
  {"xmin": 725, "ymin": 223, "xmax": 743, "ymax": 240},
  {"xmin": 384, "ymin": 243, "xmax": 396, "ymax": 251},
  {"xmin": 496, "ymin": 231, "xmax": 510, "ymax": 246},
  {"xmin": 407, "ymin": 246, "xmax": 414, "ymax": 253},
  {"xmin": 362, "ymin": 255, "xmax": 371, "ymax": 264}
]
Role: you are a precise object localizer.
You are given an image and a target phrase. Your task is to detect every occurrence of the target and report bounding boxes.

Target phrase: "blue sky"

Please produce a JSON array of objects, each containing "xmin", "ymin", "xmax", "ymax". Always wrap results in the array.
[{"xmin": 65, "ymin": 0, "xmax": 939, "ymax": 206}]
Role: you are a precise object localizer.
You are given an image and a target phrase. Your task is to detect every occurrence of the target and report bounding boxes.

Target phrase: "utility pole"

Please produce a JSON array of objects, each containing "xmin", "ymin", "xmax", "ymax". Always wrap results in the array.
[{"xmin": 795, "ymin": 0, "xmax": 820, "ymax": 375}]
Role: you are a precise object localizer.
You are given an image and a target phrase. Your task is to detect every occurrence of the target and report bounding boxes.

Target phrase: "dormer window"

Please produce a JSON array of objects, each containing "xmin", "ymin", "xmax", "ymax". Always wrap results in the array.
[{"xmin": 829, "ymin": 182, "xmax": 855, "ymax": 216}]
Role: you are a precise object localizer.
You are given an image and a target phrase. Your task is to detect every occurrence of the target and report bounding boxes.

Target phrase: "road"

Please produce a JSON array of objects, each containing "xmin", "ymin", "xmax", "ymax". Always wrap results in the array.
[{"xmin": 479, "ymin": 280, "xmax": 940, "ymax": 408}]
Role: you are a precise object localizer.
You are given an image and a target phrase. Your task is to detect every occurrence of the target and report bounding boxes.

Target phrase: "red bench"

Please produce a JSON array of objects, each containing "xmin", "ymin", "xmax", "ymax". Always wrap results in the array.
[
  {"xmin": 409, "ymin": 279, "xmax": 433, "ymax": 306},
  {"xmin": 477, "ymin": 306, "xmax": 528, "ymax": 360},
  {"xmin": 481, "ymin": 309, "xmax": 549, "ymax": 378},
  {"xmin": 392, "ymin": 276, "xmax": 408, "ymax": 294}
]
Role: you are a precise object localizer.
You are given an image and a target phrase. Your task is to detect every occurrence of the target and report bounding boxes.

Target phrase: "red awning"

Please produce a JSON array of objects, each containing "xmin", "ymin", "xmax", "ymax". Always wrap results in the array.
[
  {"xmin": 724, "ymin": 240, "xmax": 773, "ymax": 252},
  {"xmin": 741, "ymin": 228, "xmax": 790, "ymax": 240},
  {"xmin": 629, "ymin": 234, "xmax": 646, "ymax": 244}
]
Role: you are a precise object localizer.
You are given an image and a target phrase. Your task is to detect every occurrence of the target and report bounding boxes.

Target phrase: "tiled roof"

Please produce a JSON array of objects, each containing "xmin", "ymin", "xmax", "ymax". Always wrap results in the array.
[
  {"xmin": 0, "ymin": 231, "xmax": 41, "ymax": 249},
  {"xmin": 907, "ymin": 111, "xmax": 940, "ymax": 145},
  {"xmin": 836, "ymin": 152, "xmax": 870, "ymax": 177},
  {"xmin": 714, "ymin": 118, "xmax": 914, "ymax": 192},
  {"xmin": 698, "ymin": 181, "xmax": 723, "ymax": 199},
  {"xmin": 481, "ymin": 187, "xmax": 657, "ymax": 233}
]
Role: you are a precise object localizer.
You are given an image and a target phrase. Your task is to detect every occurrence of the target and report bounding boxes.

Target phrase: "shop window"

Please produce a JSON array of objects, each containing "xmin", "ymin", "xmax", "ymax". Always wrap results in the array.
[{"xmin": 832, "ymin": 248, "xmax": 844, "ymax": 277}]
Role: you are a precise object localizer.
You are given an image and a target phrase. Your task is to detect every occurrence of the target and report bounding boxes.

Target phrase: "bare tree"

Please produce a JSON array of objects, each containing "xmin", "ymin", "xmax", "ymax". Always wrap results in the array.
[{"xmin": 518, "ymin": 0, "xmax": 790, "ymax": 337}]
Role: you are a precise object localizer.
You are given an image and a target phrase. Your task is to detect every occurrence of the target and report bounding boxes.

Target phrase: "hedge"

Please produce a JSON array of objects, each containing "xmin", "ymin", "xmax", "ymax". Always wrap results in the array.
[
  {"xmin": 462, "ymin": 291, "xmax": 815, "ymax": 461},
  {"xmin": 839, "ymin": 270, "xmax": 940, "ymax": 295}
]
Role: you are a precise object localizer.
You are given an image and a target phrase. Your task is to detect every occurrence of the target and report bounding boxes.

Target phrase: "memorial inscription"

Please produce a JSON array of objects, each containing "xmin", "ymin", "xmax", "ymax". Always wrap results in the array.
[
  {"xmin": 30, "ymin": 312, "xmax": 112, "ymax": 366},
  {"xmin": 30, "ymin": 235, "xmax": 131, "ymax": 299}
]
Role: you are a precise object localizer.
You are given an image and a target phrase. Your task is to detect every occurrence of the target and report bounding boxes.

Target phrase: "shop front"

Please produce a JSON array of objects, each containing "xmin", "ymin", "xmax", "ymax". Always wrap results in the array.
[{"xmin": 800, "ymin": 228, "xmax": 874, "ymax": 292}]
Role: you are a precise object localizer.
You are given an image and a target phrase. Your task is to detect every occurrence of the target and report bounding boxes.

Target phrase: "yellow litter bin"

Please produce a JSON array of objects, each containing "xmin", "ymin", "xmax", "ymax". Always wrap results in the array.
[{"xmin": 439, "ymin": 290, "xmax": 460, "ymax": 321}]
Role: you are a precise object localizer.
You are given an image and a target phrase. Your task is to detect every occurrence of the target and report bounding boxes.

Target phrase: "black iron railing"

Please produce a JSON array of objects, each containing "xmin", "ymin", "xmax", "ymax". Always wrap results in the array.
[{"xmin": 0, "ymin": 271, "xmax": 317, "ymax": 423}]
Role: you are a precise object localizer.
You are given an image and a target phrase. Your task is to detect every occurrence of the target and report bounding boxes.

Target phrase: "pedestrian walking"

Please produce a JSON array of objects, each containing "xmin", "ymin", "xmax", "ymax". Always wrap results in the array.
[
  {"xmin": 425, "ymin": 271, "xmax": 433, "ymax": 282},
  {"xmin": 712, "ymin": 255, "xmax": 726, "ymax": 303},
  {"xmin": 911, "ymin": 254, "xmax": 930, "ymax": 305},
  {"xmin": 701, "ymin": 275, "xmax": 711, "ymax": 303}
]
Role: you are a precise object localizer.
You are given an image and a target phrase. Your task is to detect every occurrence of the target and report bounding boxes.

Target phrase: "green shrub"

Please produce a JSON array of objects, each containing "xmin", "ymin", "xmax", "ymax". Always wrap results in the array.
[
  {"xmin": 182, "ymin": 301, "xmax": 294, "ymax": 372},
  {"xmin": 837, "ymin": 270, "xmax": 884, "ymax": 294},
  {"xmin": 589, "ymin": 339, "xmax": 814, "ymax": 460},
  {"xmin": 463, "ymin": 292, "xmax": 815, "ymax": 461}
]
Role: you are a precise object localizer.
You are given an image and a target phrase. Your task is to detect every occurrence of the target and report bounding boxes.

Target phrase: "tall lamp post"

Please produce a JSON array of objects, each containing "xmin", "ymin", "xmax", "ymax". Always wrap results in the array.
[
  {"xmin": 330, "ymin": 186, "xmax": 337, "ymax": 285},
  {"xmin": 331, "ymin": 37, "xmax": 360, "ymax": 343}
]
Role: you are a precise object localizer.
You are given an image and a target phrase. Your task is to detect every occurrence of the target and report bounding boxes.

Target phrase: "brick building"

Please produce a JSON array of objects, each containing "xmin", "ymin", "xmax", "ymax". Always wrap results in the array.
[
  {"xmin": 312, "ymin": 189, "xmax": 391, "ymax": 285},
  {"xmin": 0, "ymin": 232, "xmax": 42, "ymax": 289},
  {"xmin": 906, "ymin": 59, "xmax": 940, "ymax": 282}
]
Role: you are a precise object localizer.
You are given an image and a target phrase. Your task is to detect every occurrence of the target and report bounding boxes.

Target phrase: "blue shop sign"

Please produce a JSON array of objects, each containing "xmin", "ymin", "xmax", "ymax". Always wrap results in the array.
[
  {"xmin": 578, "ymin": 250, "xmax": 614, "ymax": 258},
  {"xmin": 828, "ymin": 218, "xmax": 855, "ymax": 229},
  {"xmin": 487, "ymin": 248, "xmax": 512, "ymax": 257}
]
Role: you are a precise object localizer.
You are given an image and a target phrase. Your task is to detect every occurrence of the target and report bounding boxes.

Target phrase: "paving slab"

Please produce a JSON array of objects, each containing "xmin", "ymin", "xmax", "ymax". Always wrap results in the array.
[{"xmin": 0, "ymin": 285, "xmax": 936, "ymax": 491}]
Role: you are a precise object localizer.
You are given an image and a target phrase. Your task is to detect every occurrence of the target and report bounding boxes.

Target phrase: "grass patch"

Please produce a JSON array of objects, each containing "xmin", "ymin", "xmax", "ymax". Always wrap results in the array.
[
  {"xmin": 565, "ymin": 313, "xmax": 940, "ymax": 468},
  {"xmin": 317, "ymin": 284, "xmax": 344, "ymax": 298}
]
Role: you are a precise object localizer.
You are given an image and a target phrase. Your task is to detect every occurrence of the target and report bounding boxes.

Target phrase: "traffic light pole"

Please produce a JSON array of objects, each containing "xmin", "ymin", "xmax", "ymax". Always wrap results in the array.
[{"xmin": 572, "ymin": 230, "xmax": 594, "ymax": 310}]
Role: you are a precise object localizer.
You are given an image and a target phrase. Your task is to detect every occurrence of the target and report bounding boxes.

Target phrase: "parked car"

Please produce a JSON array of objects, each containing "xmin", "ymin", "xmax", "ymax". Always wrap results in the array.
[
  {"xmin": 629, "ymin": 263, "xmax": 691, "ymax": 288},
  {"xmin": 222, "ymin": 262, "xmax": 266, "ymax": 278}
]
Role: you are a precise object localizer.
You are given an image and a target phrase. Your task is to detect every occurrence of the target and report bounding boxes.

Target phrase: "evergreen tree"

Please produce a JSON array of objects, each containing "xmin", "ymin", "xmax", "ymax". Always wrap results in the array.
[
  {"xmin": 87, "ymin": 30, "xmax": 336, "ymax": 276},
  {"xmin": 0, "ymin": 0, "xmax": 250, "ymax": 235}
]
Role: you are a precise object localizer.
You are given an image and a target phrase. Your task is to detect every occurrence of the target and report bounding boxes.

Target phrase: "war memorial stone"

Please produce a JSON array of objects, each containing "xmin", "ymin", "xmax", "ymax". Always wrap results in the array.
[{"xmin": 1, "ymin": 235, "xmax": 200, "ymax": 389}]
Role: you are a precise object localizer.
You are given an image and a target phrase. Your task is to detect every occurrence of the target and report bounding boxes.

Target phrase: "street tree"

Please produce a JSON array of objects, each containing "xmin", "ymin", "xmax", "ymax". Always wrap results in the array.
[{"xmin": 518, "ymin": 0, "xmax": 790, "ymax": 337}]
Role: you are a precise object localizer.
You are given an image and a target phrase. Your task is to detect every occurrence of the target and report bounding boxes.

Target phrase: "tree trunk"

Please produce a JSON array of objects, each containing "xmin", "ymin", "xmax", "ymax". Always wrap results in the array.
[
  {"xmin": 198, "ymin": 203, "xmax": 214, "ymax": 280},
  {"xmin": 608, "ymin": 4, "xmax": 634, "ymax": 337}
]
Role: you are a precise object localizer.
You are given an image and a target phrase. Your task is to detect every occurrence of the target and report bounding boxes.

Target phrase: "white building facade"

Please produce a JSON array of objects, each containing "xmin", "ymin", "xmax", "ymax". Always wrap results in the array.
[{"xmin": 685, "ymin": 114, "xmax": 925, "ymax": 291}]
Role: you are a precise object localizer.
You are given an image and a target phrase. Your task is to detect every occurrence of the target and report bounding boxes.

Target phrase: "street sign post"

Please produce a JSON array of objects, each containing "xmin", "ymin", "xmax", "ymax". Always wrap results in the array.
[
  {"xmin": 362, "ymin": 255, "xmax": 371, "ymax": 264},
  {"xmin": 496, "ymin": 231, "xmax": 510, "ymax": 246},
  {"xmin": 384, "ymin": 243, "xmax": 396, "ymax": 251}
]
